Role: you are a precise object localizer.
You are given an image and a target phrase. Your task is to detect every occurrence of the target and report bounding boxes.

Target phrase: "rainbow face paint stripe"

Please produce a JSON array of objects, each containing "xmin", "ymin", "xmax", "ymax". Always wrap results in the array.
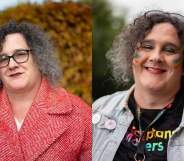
[
  {"xmin": 133, "ymin": 52, "xmax": 140, "ymax": 59},
  {"xmin": 133, "ymin": 52, "xmax": 141, "ymax": 64},
  {"xmin": 172, "ymin": 56, "xmax": 183, "ymax": 68}
]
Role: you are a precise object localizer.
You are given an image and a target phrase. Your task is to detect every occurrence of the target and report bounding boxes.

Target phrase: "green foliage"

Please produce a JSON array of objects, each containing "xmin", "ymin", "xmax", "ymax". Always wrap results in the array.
[
  {"xmin": 93, "ymin": 0, "xmax": 126, "ymax": 100},
  {"xmin": 0, "ymin": 2, "xmax": 92, "ymax": 104}
]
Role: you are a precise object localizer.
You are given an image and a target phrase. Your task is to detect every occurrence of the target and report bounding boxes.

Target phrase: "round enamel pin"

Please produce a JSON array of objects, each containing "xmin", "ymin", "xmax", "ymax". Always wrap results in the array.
[{"xmin": 92, "ymin": 112, "xmax": 101, "ymax": 124}]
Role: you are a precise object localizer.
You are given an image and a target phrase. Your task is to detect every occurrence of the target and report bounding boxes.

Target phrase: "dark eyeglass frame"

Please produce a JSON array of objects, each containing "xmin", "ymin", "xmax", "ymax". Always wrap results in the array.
[{"xmin": 0, "ymin": 49, "xmax": 32, "ymax": 68}]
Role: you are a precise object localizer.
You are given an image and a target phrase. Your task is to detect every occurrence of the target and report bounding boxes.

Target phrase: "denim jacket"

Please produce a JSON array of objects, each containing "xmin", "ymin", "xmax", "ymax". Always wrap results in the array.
[{"xmin": 92, "ymin": 86, "xmax": 184, "ymax": 161}]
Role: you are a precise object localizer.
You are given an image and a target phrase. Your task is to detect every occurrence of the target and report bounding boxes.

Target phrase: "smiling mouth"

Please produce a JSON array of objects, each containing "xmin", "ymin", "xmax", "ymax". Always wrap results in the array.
[
  {"xmin": 9, "ymin": 73, "xmax": 23, "ymax": 77},
  {"xmin": 145, "ymin": 67, "xmax": 166, "ymax": 74}
]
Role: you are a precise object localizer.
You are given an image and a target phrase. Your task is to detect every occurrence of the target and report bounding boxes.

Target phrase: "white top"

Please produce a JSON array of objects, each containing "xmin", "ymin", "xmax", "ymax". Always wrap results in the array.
[{"xmin": 14, "ymin": 117, "xmax": 24, "ymax": 131}]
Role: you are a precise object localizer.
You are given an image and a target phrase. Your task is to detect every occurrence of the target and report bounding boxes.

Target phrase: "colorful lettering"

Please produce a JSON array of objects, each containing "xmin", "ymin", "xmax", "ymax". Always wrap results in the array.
[
  {"xmin": 145, "ymin": 142, "xmax": 164, "ymax": 152},
  {"xmin": 146, "ymin": 128, "xmax": 156, "ymax": 140}
]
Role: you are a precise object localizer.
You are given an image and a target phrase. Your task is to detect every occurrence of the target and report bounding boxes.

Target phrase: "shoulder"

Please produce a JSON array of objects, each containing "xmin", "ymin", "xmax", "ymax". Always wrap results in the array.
[
  {"xmin": 51, "ymin": 85, "xmax": 91, "ymax": 116},
  {"xmin": 92, "ymin": 90, "xmax": 129, "ymax": 114},
  {"xmin": 67, "ymin": 92, "xmax": 91, "ymax": 114}
]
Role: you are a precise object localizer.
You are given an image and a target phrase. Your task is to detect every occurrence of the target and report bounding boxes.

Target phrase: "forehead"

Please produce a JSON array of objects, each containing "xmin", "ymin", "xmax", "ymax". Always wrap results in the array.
[
  {"xmin": 144, "ymin": 22, "xmax": 180, "ymax": 45},
  {"xmin": 2, "ymin": 33, "xmax": 29, "ymax": 52}
]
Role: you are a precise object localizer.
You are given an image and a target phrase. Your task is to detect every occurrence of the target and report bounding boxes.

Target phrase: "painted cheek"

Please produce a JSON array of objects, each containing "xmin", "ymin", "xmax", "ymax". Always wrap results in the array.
[
  {"xmin": 172, "ymin": 56, "xmax": 183, "ymax": 68},
  {"xmin": 132, "ymin": 52, "xmax": 142, "ymax": 65}
]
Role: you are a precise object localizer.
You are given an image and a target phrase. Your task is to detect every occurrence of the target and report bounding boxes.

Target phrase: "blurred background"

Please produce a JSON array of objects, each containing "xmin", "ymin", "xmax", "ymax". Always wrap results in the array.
[
  {"xmin": 0, "ymin": 0, "xmax": 92, "ymax": 104},
  {"xmin": 93, "ymin": 0, "xmax": 184, "ymax": 101}
]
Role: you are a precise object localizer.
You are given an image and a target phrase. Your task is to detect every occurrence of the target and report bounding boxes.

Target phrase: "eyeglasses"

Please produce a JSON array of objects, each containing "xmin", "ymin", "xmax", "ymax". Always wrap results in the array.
[
  {"xmin": 0, "ymin": 49, "xmax": 31, "ymax": 68},
  {"xmin": 144, "ymin": 10, "xmax": 184, "ymax": 23}
]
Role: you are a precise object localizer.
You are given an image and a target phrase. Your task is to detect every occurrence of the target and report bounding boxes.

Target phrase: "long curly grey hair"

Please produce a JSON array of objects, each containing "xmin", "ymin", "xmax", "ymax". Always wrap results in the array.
[
  {"xmin": 0, "ymin": 21, "xmax": 61, "ymax": 87},
  {"xmin": 106, "ymin": 10, "xmax": 184, "ymax": 85}
]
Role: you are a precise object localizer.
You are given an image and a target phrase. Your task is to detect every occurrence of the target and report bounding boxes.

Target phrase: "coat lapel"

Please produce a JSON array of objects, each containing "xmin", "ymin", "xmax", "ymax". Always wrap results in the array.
[
  {"xmin": 0, "ymin": 89, "xmax": 24, "ymax": 160},
  {"xmin": 18, "ymin": 79, "xmax": 74, "ymax": 160}
]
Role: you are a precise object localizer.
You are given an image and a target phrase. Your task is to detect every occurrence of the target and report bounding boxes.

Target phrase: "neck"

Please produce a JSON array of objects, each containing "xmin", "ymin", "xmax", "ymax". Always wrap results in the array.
[
  {"xmin": 6, "ymin": 78, "xmax": 41, "ymax": 122},
  {"xmin": 134, "ymin": 86, "xmax": 179, "ymax": 109}
]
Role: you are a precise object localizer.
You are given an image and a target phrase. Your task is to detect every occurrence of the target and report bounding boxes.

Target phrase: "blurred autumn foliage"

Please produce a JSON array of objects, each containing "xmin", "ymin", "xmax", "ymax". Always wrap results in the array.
[{"xmin": 0, "ymin": 2, "xmax": 92, "ymax": 104}]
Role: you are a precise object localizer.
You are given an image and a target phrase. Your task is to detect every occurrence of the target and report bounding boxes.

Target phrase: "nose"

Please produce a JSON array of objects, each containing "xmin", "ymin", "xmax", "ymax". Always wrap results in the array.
[
  {"xmin": 148, "ymin": 48, "xmax": 164, "ymax": 63},
  {"xmin": 8, "ymin": 57, "xmax": 19, "ymax": 69}
]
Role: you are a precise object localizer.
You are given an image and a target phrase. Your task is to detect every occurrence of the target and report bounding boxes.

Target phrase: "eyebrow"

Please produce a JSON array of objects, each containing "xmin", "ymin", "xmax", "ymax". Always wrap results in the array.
[
  {"xmin": 141, "ymin": 39, "xmax": 153, "ymax": 43},
  {"xmin": 163, "ymin": 42, "xmax": 181, "ymax": 49},
  {"xmin": 140, "ymin": 40, "xmax": 154, "ymax": 46},
  {"xmin": 141, "ymin": 39, "xmax": 181, "ymax": 49}
]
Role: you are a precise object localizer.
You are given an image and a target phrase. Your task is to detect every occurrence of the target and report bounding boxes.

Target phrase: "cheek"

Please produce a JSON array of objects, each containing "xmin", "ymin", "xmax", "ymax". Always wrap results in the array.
[
  {"xmin": 171, "ymin": 56, "xmax": 183, "ymax": 69},
  {"xmin": 0, "ymin": 69, "xmax": 5, "ymax": 79},
  {"xmin": 27, "ymin": 57, "xmax": 39, "ymax": 72},
  {"xmin": 32, "ymin": 61, "xmax": 40, "ymax": 71},
  {"xmin": 132, "ymin": 52, "xmax": 143, "ymax": 66},
  {"xmin": 31, "ymin": 62, "xmax": 41, "ymax": 77}
]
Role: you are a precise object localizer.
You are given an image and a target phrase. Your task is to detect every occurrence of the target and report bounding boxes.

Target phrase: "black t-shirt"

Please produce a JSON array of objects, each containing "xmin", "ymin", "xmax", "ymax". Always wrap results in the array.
[{"xmin": 113, "ymin": 89, "xmax": 184, "ymax": 161}]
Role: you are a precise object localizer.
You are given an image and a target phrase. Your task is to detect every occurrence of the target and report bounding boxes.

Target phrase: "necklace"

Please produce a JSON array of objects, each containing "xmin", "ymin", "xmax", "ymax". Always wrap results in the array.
[{"xmin": 134, "ymin": 102, "xmax": 173, "ymax": 161}]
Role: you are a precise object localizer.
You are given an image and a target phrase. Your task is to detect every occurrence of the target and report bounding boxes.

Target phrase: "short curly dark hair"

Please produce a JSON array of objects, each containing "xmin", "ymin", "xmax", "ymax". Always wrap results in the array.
[
  {"xmin": 0, "ymin": 20, "xmax": 61, "ymax": 87},
  {"xmin": 106, "ymin": 10, "xmax": 184, "ymax": 85}
]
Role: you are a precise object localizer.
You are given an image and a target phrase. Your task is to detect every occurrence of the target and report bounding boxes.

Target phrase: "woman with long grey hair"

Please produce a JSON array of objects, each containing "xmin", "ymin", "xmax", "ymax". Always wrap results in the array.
[
  {"xmin": 0, "ymin": 21, "xmax": 91, "ymax": 161},
  {"xmin": 93, "ymin": 10, "xmax": 184, "ymax": 161}
]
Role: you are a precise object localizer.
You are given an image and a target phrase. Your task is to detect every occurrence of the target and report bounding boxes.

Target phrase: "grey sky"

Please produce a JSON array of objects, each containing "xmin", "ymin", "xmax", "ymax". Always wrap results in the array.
[{"xmin": 108, "ymin": 0, "xmax": 184, "ymax": 22}]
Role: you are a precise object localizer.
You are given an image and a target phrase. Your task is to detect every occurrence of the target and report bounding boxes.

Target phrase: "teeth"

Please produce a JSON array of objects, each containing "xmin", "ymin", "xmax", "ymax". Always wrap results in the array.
[{"xmin": 146, "ymin": 67, "xmax": 165, "ymax": 74}]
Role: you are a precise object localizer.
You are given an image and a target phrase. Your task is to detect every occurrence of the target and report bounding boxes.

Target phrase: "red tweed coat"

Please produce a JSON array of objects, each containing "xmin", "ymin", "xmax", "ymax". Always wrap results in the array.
[{"xmin": 0, "ymin": 79, "xmax": 92, "ymax": 161}]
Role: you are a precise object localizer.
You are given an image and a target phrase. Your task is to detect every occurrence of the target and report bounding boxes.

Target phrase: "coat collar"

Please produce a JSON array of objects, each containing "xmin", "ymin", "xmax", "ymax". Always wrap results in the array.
[
  {"xmin": 31, "ymin": 78, "xmax": 73, "ymax": 115},
  {"xmin": 119, "ymin": 85, "xmax": 184, "ymax": 128},
  {"xmin": 120, "ymin": 85, "xmax": 135, "ymax": 109}
]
